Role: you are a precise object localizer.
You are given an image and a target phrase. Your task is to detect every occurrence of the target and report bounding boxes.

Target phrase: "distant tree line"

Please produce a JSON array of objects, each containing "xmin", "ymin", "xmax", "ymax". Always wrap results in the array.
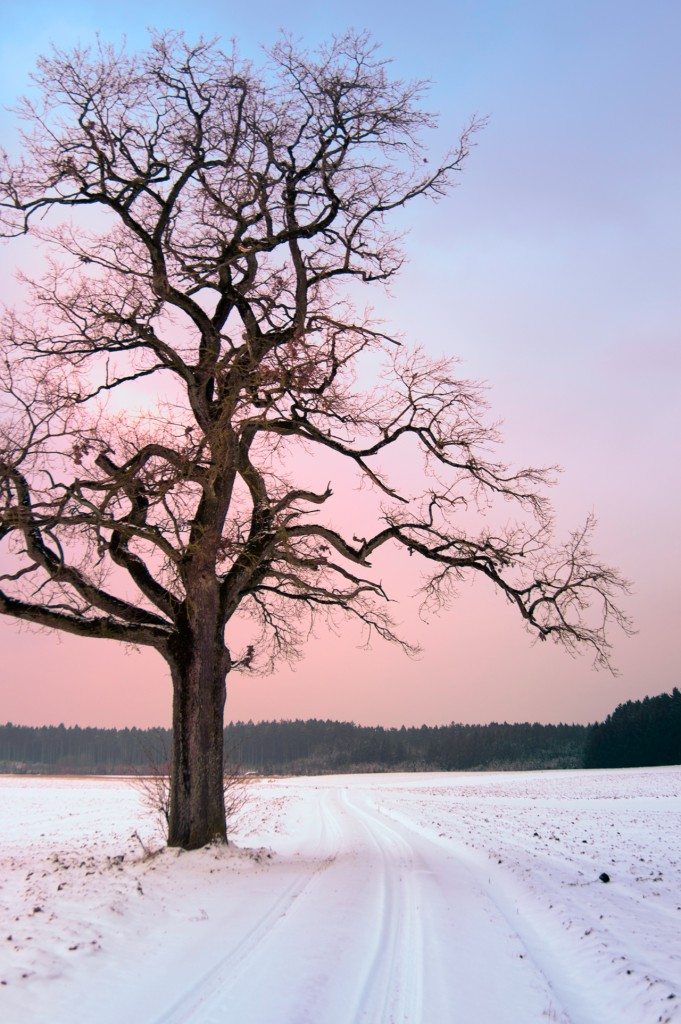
[
  {"xmin": 1, "ymin": 691, "xmax": 677, "ymax": 776},
  {"xmin": 0, "ymin": 719, "xmax": 587, "ymax": 775},
  {"xmin": 583, "ymin": 689, "xmax": 681, "ymax": 769}
]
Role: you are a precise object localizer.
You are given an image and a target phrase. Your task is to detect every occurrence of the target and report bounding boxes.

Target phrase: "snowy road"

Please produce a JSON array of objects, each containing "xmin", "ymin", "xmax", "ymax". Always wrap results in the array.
[
  {"xmin": 151, "ymin": 788, "xmax": 553, "ymax": 1024},
  {"xmin": 1, "ymin": 770, "xmax": 680, "ymax": 1023}
]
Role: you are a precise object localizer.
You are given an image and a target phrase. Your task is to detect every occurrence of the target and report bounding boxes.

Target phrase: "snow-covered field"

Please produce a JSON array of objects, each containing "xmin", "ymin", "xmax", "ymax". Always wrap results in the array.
[{"xmin": 1, "ymin": 768, "xmax": 679, "ymax": 1024}]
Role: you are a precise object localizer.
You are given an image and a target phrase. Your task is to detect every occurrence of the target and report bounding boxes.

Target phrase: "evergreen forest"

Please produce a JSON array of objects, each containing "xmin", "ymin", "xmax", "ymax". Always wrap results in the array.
[
  {"xmin": 583, "ymin": 689, "xmax": 681, "ymax": 768},
  {"xmin": 0, "ymin": 690, "xmax": 677, "ymax": 775}
]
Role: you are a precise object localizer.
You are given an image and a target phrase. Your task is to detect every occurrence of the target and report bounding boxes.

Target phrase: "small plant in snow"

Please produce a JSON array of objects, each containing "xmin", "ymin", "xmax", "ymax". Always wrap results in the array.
[{"xmin": 131, "ymin": 742, "xmax": 248, "ymax": 844}]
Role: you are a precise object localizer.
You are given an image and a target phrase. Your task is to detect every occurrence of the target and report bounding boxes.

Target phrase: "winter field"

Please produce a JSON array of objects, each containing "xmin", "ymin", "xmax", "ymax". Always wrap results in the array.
[{"xmin": 0, "ymin": 768, "xmax": 679, "ymax": 1024}]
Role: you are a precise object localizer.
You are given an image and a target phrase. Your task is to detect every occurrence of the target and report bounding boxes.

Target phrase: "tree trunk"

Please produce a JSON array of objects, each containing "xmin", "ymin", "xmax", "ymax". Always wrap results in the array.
[{"xmin": 167, "ymin": 602, "xmax": 229, "ymax": 850}]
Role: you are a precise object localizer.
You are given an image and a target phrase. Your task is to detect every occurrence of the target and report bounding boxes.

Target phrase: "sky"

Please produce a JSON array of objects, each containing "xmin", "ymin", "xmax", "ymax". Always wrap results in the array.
[{"xmin": 0, "ymin": 0, "xmax": 679, "ymax": 729}]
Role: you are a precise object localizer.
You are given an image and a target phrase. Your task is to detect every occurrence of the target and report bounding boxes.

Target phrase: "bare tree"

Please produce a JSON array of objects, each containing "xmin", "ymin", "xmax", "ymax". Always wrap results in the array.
[{"xmin": 0, "ymin": 32, "xmax": 631, "ymax": 849}]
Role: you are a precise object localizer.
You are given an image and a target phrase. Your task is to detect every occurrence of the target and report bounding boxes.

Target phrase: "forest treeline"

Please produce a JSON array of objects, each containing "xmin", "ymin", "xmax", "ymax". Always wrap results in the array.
[
  {"xmin": 1, "ymin": 690, "xmax": 678, "ymax": 775},
  {"xmin": 0, "ymin": 718, "xmax": 587, "ymax": 774}
]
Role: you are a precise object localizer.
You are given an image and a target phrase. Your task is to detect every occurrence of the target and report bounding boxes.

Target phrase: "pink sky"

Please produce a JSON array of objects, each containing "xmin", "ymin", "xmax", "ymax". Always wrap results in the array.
[{"xmin": 0, "ymin": 1, "xmax": 679, "ymax": 728}]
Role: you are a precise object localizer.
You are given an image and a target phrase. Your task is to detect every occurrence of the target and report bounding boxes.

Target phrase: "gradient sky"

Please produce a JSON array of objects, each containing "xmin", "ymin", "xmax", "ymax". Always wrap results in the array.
[{"xmin": 0, "ymin": 0, "xmax": 679, "ymax": 728}]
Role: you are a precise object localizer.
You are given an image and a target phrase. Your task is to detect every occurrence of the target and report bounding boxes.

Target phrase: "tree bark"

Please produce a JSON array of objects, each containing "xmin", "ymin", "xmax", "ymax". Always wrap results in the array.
[{"xmin": 167, "ymin": 595, "xmax": 229, "ymax": 850}]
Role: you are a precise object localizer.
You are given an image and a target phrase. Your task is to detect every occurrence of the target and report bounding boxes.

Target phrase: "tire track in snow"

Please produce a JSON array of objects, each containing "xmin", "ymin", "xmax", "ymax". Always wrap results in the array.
[
  {"xmin": 155, "ymin": 782, "xmax": 589, "ymax": 1024},
  {"xmin": 151, "ymin": 790, "xmax": 343, "ymax": 1024},
  {"xmin": 152, "ymin": 785, "xmax": 426, "ymax": 1024},
  {"xmin": 340, "ymin": 788, "xmax": 562, "ymax": 1024},
  {"xmin": 340, "ymin": 788, "xmax": 424, "ymax": 1024},
  {"xmin": 369, "ymin": 797, "xmax": 628, "ymax": 1024}
]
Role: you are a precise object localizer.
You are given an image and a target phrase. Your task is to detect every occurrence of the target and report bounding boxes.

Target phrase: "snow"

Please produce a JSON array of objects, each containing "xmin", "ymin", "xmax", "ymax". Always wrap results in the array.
[{"xmin": 1, "ymin": 768, "xmax": 680, "ymax": 1024}]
